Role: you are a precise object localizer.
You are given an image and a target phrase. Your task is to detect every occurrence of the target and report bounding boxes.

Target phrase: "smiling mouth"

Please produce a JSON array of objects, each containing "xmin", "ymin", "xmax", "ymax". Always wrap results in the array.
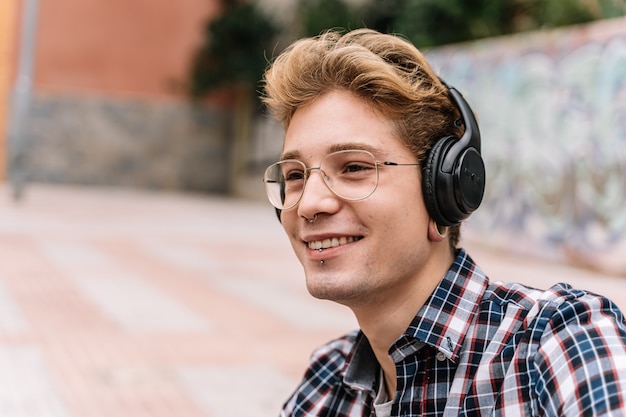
[{"xmin": 307, "ymin": 236, "xmax": 363, "ymax": 251}]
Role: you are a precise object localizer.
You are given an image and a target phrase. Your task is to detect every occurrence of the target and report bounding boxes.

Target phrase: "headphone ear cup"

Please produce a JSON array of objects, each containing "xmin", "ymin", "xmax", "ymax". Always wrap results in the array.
[
  {"xmin": 422, "ymin": 136, "xmax": 485, "ymax": 227},
  {"xmin": 422, "ymin": 136, "xmax": 455, "ymax": 226}
]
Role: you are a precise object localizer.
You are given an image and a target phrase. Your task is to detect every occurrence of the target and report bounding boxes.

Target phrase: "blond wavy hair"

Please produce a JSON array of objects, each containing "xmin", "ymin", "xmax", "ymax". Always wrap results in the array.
[{"xmin": 262, "ymin": 28, "xmax": 463, "ymax": 248}]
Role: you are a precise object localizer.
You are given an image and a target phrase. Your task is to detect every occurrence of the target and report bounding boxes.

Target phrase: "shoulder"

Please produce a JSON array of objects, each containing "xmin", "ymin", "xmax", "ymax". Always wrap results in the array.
[
  {"xmin": 483, "ymin": 280, "xmax": 626, "ymax": 323},
  {"xmin": 534, "ymin": 283, "xmax": 626, "ymax": 352},
  {"xmin": 480, "ymin": 281, "xmax": 626, "ymax": 413},
  {"xmin": 499, "ymin": 282, "xmax": 626, "ymax": 340},
  {"xmin": 280, "ymin": 331, "xmax": 363, "ymax": 416},
  {"xmin": 535, "ymin": 284, "xmax": 626, "ymax": 415},
  {"xmin": 483, "ymin": 280, "xmax": 626, "ymax": 339},
  {"xmin": 531, "ymin": 284, "xmax": 626, "ymax": 414},
  {"xmin": 304, "ymin": 330, "xmax": 360, "ymax": 382}
]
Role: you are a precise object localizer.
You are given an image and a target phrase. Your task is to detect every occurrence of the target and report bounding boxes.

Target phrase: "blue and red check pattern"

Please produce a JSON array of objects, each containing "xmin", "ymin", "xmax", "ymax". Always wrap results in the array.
[{"xmin": 280, "ymin": 250, "xmax": 626, "ymax": 416}]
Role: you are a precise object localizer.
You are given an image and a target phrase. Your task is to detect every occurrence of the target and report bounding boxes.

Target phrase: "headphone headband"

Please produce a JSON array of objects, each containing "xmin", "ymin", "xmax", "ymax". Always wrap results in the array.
[{"xmin": 422, "ymin": 79, "xmax": 486, "ymax": 226}]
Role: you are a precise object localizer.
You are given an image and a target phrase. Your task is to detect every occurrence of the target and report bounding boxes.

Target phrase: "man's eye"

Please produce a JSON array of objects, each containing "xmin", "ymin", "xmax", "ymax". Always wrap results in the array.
[
  {"xmin": 344, "ymin": 163, "xmax": 372, "ymax": 173},
  {"xmin": 285, "ymin": 171, "xmax": 305, "ymax": 181}
]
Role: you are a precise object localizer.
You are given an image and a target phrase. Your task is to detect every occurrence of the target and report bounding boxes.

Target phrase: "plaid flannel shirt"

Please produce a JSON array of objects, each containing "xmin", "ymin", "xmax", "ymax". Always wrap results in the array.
[{"xmin": 280, "ymin": 249, "xmax": 626, "ymax": 416}]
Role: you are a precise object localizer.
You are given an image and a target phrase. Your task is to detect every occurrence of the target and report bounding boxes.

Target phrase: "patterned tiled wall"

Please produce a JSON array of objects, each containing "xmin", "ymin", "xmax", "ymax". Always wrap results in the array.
[{"xmin": 427, "ymin": 17, "xmax": 626, "ymax": 274}]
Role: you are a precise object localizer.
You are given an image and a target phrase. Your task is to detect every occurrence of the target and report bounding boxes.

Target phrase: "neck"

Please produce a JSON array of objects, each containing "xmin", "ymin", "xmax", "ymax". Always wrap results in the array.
[{"xmin": 351, "ymin": 247, "xmax": 454, "ymax": 400}]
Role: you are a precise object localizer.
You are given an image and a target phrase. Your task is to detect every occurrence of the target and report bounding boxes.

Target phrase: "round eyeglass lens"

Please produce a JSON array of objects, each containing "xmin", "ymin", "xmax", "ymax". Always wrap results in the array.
[
  {"xmin": 264, "ymin": 160, "xmax": 307, "ymax": 210},
  {"xmin": 320, "ymin": 150, "xmax": 379, "ymax": 200}
]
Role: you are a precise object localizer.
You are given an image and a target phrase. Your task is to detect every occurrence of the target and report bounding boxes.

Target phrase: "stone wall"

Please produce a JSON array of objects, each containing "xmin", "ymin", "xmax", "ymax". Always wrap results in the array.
[
  {"xmin": 15, "ymin": 94, "xmax": 230, "ymax": 193},
  {"xmin": 427, "ymin": 17, "xmax": 626, "ymax": 274}
]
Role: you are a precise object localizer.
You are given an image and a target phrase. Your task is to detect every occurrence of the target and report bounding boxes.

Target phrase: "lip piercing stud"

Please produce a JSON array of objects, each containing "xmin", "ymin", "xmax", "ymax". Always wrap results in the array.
[{"xmin": 320, "ymin": 260, "xmax": 324, "ymax": 265}]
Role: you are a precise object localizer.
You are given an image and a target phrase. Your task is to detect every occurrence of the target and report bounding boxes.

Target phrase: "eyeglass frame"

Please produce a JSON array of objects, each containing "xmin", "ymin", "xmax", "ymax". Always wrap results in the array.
[{"xmin": 263, "ymin": 149, "xmax": 420, "ymax": 210}]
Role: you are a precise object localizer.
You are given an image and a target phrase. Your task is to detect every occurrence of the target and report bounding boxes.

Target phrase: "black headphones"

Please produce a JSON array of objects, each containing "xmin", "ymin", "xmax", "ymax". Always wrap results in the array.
[
  {"xmin": 422, "ymin": 80, "xmax": 485, "ymax": 226},
  {"xmin": 274, "ymin": 80, "xmax": 485, "ymax": 226}
]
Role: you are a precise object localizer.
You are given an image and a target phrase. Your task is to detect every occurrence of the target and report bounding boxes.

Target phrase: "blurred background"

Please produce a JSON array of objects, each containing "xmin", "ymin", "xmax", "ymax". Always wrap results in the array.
[
  {"xmin": 0, "ymin": 0, "xmax": 625, "ymax": 415},
  {"xmin": 2, "ymin": 0, "xmax": 625, "ymax": 271}
]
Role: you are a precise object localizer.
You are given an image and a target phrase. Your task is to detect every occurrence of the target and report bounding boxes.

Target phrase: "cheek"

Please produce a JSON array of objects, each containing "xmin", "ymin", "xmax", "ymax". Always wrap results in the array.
[
  {"xmin": 280, "ymin": 212, "xmax": 300, "ymax": 245},
  {"xmin": 280, "ymin": 209, "xmax": 297, "ymax": 229},
  {"xmin": 383, "ymin": 197, "xmax": 430, "ymax": 246},
  {"xmin": 390, "ymin": 208, "xmax": 427, "ymax": 242}
]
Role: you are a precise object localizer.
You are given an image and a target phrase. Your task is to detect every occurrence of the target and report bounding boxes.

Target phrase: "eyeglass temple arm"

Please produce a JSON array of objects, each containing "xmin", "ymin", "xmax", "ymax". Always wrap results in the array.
[{"xmin": 380, "ymin": 162, "xmax": 420, "ymax": 167}]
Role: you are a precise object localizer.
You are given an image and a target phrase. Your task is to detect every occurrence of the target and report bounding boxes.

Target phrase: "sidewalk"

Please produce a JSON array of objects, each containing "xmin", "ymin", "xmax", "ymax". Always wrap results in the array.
[{"xmin": 0, "ymin": 183, "xmax": 624, "ymax": 417}]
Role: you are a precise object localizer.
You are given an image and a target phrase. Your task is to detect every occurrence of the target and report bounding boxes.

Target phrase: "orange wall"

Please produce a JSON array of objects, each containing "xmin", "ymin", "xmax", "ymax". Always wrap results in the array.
[
  {"xmin": 34, "ymin": 0, "xmax": 222, "ymax": 99},
  {"xmin": 2, "ymin": 0, "xmax": 223, "ymax": 180},
  {"xmin": 0, "ymin": 0, "xmax": 18, "ymax": 180}
]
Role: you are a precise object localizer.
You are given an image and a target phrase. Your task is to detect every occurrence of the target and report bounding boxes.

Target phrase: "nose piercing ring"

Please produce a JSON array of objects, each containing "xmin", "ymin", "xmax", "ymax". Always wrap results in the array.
[{"xmin": 307, "ymin": 214, "xmax": 318, "ymax": 223}]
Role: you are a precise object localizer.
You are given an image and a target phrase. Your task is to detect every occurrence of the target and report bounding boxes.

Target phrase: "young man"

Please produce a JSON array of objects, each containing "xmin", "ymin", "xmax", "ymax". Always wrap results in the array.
[{"xmin": 261, "ymin": 29, "xmax": 626, "ymax": 417}]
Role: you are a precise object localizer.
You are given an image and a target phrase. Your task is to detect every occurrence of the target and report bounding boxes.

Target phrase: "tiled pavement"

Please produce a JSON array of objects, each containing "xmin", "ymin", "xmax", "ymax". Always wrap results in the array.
[{"xmin": 0, "ymin": 183, "xmax": 625, "ymax": 417}]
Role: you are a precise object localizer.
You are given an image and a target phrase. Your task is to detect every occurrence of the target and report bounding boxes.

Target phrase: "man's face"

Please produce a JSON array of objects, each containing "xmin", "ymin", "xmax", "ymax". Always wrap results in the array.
[{"xmin": 280, "ymin": 90, "xmax": 437, "ymax": 309}]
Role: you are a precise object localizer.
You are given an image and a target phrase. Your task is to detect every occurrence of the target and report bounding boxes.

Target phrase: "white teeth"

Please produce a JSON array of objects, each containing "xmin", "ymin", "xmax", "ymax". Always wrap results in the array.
[{"xmin": 307, "ymin": 236, "xmax": 358, "ymax": 250}]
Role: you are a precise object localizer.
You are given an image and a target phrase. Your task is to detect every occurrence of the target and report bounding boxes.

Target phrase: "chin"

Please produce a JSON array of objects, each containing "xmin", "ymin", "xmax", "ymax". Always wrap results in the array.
[
  {"xmin": 304, "ymin": 272, "xmax": 361, "ymax": 304},
  {"xmin": 305, "ymin": 271, "xmax": 339, "ymax": 299}
]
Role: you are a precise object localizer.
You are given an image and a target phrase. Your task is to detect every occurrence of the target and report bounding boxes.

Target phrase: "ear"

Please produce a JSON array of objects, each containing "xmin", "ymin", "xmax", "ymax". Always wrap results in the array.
[{"xmin": 428, "ymin": 220, "xmax": 448, "ymax": 242}]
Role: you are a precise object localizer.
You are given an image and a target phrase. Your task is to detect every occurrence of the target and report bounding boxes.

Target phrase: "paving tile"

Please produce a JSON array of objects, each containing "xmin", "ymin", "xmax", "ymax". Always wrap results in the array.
[
  {"xmin": 0, "ymin": 346, "xmax": 70, "ymax": 417},
  {"xmin": 0, "ymin": 276, "xmax": 29, "ymax": 335},
  {"xmin": 40, "ymin": 242, "xmax": 211, "ymax": 333},
  {"xmin": 176, "ymin": 365, "xmax": 295, "ymax": 417}
]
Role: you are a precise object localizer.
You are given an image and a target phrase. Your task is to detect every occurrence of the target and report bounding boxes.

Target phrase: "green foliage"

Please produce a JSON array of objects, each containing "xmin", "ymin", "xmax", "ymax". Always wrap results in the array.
[
  {"xmin": 297, "ymin": 0, "xmax": 364, "ymax": 37},
  {"xmin": 188, "ymin": 0, "xmax": 625, "ymax": 99},
  {"xmin": 540, "ymin": 0, "xmax": 601, "ymax": 26},
  {"xmin": 360, "ymin": 0, "xmax": 626, "ymax": 47},
  {"xmin": 189, "ymin": 1, "xmax": 279, "ymax": 99}
]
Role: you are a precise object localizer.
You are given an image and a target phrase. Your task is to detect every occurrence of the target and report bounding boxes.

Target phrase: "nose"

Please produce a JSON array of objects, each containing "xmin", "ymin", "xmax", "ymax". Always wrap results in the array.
[{"xmin": 296, "ymin": 168, "xmax": 339, "ymax": 220}]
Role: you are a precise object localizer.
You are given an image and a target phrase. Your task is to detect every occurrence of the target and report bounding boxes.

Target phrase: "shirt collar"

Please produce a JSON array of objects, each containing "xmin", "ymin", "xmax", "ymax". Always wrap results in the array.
[
  {"xmin": 343, "ymin": 332, "xmax": 378, "ymax": 391},
  {"xmin": 402, "ymin": 249, "xmax": 488, "ymax": 363}
]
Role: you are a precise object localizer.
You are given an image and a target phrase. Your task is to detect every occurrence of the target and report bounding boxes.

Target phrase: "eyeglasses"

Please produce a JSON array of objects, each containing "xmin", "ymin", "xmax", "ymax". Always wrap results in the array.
[{"xmin": 263, "ymin": 149, "xmax": 420, "ymax": 210}]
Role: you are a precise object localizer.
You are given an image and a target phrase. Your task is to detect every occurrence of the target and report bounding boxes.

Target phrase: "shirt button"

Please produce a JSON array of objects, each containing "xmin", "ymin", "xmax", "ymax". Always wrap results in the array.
[{"xmin": 436, "ymin": 351, "xmax": 446, "ymax": 362}]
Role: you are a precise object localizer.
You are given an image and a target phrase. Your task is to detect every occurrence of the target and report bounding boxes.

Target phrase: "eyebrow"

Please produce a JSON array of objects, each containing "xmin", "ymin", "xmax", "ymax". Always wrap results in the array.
[
  {"xmin": 329, "ymin": 142, "xmax": 381, "ymax": 154},
  {"xmin": 280, "ymin": 150, "xmax": 301, "ymax": 161},
  {"xmin": 280, "ymin": 142, "xmax": 386, "ymax": 161}
]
